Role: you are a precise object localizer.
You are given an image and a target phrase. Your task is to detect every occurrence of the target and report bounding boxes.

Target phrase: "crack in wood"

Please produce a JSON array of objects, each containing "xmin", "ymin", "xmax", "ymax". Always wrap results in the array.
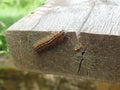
[
  {"xmin": 77, "ymin": 57, "xmax": 84, "ymax": 73},
  {"xmin": 77, "ymin": 43, "xmax": 88, "ymax": 74},
  {"xmin": 78, "ymin": 2, "xmax": 95, "ymax": 35},
  {"xmin": 31, "ymin": 18, "xmax": 41, "ymax": 30},
  {"xmin": 77, "ymin": 49, "xmax": 86, "ymax": 74}
]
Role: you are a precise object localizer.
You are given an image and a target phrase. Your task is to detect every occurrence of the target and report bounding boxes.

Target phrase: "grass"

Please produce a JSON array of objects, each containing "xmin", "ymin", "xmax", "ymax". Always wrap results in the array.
[{"xmin": 0, "ymin": 0, "xmax": 45, "ymax": 55}]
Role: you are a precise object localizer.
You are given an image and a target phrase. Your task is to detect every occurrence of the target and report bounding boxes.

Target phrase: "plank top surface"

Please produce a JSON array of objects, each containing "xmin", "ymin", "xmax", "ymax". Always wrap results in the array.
[{"xmin": 7, "ymin": 0, "xmax": 120, "ymax": 36}]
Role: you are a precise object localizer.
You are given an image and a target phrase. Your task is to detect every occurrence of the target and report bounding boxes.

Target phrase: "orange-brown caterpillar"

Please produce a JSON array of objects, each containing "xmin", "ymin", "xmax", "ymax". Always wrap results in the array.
[
  {"xmin": 74, "ymin": 44, "xmax": 83, "ymax": 52},
  {"xmin": 33, "ymin": 30, "xmax": 66, "ymax": 53}
]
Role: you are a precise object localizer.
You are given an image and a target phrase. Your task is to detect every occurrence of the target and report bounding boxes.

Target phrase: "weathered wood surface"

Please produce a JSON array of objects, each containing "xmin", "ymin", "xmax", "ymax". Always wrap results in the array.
[{"xmin": 6, "ymin": 0, "xmax": 120, "ymax": 82}]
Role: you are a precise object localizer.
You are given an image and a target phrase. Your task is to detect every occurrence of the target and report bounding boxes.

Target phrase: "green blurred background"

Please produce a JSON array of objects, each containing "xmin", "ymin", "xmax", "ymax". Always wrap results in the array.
[{"xmin": 0, "ymin": 0, "xmax": 45, "ymax": 55}]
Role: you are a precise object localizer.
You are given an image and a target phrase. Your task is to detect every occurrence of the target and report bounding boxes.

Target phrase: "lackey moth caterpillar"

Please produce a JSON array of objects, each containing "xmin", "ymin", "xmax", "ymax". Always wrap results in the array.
[{"xmin": 33, "ymin": 30, "xmax": 66, "ymax": 53}]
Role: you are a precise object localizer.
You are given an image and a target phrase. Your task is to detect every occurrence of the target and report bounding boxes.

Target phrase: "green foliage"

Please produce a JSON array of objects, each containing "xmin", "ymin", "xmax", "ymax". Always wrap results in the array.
[
  {"xmin": 0, "ymin": 0, "xmax": 45, "ymax": 8},
  {"xmin": 0, "ymin": 0, "xmax": 45, "ymax": 55},
  {"xmin": 0, "ymin": 21, "xmax": 7, "ymax": 54}
]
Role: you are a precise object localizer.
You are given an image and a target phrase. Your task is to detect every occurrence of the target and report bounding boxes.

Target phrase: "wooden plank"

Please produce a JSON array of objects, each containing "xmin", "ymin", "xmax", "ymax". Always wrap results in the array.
[
  {"xmin": 6, "ymin": 0, "xmax": 120, "ymax": 82},
  {"xmin": 77, "ymin": 3, "xmax": 120, "ymax": 82},
  {"xmin": 78, "ymin": 33, "xmax": 120, "ymax": 82},
  {"xmin": 7, "ymin": 0, "xmax": 93, "ymax": 74}
]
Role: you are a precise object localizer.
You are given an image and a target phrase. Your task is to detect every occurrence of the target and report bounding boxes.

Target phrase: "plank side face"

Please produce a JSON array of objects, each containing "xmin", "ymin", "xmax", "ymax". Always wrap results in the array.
[
  {"xmin": 6, "ymin": 0, "xmax": 120, "ymax": 83},
  {"xmin": 79, "ymin": 33, "xmax": 120, "ymax": 82},
  {"xmin": 7, "ymin": 31, "xmax": 80, "ymax": 74}
]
